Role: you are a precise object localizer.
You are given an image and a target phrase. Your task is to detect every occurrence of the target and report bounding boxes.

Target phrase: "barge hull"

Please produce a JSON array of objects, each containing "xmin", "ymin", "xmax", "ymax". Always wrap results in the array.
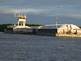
[
  {"xmin": 56, "ymin": 34, "xmax": 81, "ymax": 37},
  {"xmin": 5, "ymin": 28, "xmax": 57, "ymax": 36}
]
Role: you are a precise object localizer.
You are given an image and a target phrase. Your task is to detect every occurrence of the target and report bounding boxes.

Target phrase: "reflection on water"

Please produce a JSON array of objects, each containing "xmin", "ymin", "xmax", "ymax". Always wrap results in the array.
[{"xmin": 0, "ymin": 32, "xmax": 81, "ymax": 61}]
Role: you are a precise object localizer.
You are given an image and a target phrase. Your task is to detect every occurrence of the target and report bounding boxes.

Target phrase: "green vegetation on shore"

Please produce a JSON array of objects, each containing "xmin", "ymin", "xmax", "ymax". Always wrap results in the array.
[{"xmin": 0, "ymin": 24, "xmax": 12, "ymax": 32}]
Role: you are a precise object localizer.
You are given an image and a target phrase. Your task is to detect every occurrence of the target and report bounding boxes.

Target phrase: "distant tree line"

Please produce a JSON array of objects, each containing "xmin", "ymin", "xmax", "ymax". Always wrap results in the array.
[{"xmin": 0, "ymin": 24, "xmax": 13, "ymax": 32}]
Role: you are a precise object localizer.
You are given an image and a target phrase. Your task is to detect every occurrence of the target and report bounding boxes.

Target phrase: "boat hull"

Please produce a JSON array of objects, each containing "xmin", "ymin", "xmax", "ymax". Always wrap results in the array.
[
  {"xmin": 4, "ymin": 28, "xmax": 57, "ymax": 36},
  {"xmin": 56, "ymin": 34, "xmax": 81, "ymax": 38}
]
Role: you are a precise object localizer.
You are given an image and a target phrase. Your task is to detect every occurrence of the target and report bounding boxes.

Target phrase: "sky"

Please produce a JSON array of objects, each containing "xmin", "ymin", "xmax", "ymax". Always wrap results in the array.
[{"xmin": 0, "ymin": 0, "xmax": 81, "ymax": 25}]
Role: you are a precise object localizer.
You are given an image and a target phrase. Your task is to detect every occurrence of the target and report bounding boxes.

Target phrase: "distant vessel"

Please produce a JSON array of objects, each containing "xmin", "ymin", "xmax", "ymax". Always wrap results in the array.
[
  {"xmin": 5, "ymin": 15, "xmax": 57, "ymax": 36},
  {"xmin": 5, "ymin": 14, "xmax": 81, "ymax": 37},
  {"xmin": 56, "ymin": 24, "xmax": 81, "ymax": 37},
  {"xmin": 13, "ymin": 15, "xmax": 33, "ymax": 33}
]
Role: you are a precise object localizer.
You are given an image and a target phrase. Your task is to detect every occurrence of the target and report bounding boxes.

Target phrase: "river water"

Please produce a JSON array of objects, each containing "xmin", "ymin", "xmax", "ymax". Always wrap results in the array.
[{"xmin": 0, "ymin": 32, "xmax": 81, "ymax": 61}]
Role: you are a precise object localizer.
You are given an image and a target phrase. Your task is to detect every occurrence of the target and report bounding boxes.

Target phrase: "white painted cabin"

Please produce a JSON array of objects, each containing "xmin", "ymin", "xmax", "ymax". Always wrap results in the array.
[{"xmin": 13, "ymin": 15, "xmax": 32, "ymax": 32}]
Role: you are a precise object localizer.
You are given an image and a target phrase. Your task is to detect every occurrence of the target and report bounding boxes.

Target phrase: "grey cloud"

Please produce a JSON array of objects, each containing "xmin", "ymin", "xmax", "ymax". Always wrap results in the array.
[
  {"xmin": 64, "ymin": 13, "xmax": 81, "ymax": 19},
  {"xmin": 0, "ymin": 0, "xmax": 81, "ymax": 7},
  {"xmin": 0, "ymin": 5, "xmax": 81, "ymax": 18},
  {"xmin": 0, "ymin": 0, "xmax": 16, "ymax": 2},
  {"xmin": 0, "ymin": 0, "xmax": 81, "ymax": 19},
  {"xmin": 0, "ymin": 8, "xmax": 47, "ymax": 15}
]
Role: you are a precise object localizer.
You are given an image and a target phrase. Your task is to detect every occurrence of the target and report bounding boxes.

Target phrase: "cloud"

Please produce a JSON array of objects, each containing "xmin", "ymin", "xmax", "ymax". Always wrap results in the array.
[
  {"xmin": 0, "ymin": 5, "xmax": 81, "ymax": 19},
  {"xmin": 65, "ymin": 14, "xmax": 81, "ymax": 19},
  {"xmin": 0, "ymin": 8, "xmax": 46, "ymax": 14}
]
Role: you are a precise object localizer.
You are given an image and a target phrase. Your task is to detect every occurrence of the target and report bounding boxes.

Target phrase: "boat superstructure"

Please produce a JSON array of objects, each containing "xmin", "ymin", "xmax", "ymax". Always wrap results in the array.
[{"xmin": 13, "ymin": 15, "xmax": 33, "ymax": 33}]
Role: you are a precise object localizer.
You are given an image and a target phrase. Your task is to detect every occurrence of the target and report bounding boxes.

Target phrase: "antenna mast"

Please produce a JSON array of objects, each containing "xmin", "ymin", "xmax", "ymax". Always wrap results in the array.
[{"xmin": 56, "ymin": 17, "xmax": 58, "ymax": 29}]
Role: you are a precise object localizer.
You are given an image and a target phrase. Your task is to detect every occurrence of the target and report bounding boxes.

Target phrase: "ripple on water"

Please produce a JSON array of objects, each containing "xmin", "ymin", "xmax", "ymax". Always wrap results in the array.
[{"xmin": 0, "ymin": 33, "xmax": 81, "ymax": 61}]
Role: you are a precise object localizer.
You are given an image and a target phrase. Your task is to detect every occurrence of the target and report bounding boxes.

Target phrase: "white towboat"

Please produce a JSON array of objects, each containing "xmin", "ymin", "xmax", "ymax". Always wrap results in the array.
[{"xmin": 13, "ymin": 15, "xmax": 33, "ymax": 33}]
